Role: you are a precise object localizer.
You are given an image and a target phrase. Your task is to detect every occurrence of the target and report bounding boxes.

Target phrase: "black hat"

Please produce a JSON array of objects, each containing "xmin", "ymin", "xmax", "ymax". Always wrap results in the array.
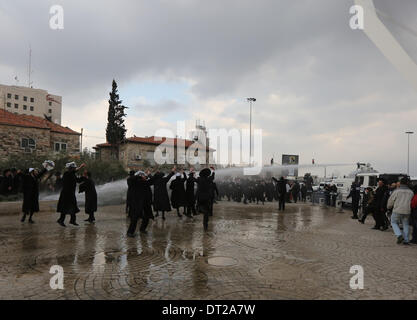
[
  {"xmin": 129, "ymin": 170, "xmax": 135, "ymax": 176},
  {"xmin": 199, "ymin": 168, "xmax": 211, "ymax": 178}
]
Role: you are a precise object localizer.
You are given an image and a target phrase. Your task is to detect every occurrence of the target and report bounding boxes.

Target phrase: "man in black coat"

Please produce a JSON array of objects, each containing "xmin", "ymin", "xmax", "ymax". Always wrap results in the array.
[
  {"xmin": 126, "ymin": 170, "xmax": 135, "ymax": 216},
  {"xmin": 196, "ymin": 168, "xmax": 215, "ymax": 231},
  {"xmin": 11, "ymin": 168, "xmax": 22, "ymax": 194},
  {"xmin": 21, "ymin": 167, "xmax": 47, "ymax": 223},
  {"xmin": 1, "ymin": 169, "xmax": 13, "ymax": 196},
  {"xmin": 292, "ymin": 181, "xmax": 300, "ymax": 203},
  {"xmin": 57, "ymin": 162, "xmax": 86, "ymax": 227},
  {"xmin": 256, "ymin": 181, "xmax": 266, "ymax": 205},
  {"xmin": 79, "ymin": 170, "xmax": 98, "ymax": 223},
  {"xmin": 153, "ymin": 167, "xmax": 175, "ymax": 219},
  {"xmin": 346, "ymin": 181, "xmax": 361, "ymax": 219},
  {"xmin": 272, "ymin": 177, "xmax": 287, "ymax": 211},
  {"xmin": 170, "ymin": 171, "xmax": 187, "ymax": 217},
  {"xmin": 127, "ymin": 170, "xmax": 156, "ymax": 237},
  {"xmin": 185, "ymin": 169, "xmax": 197, "ymax": 217},
  {"xmin": 371, "ymin": 178, "xmax": 388, "ymax": 230}
]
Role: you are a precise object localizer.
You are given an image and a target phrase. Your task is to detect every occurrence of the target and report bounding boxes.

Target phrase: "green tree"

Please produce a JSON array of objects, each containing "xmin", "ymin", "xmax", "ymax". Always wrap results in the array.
[{"xmin": 106, "ymin": 79, "xmax": 128, "ymax": 159}]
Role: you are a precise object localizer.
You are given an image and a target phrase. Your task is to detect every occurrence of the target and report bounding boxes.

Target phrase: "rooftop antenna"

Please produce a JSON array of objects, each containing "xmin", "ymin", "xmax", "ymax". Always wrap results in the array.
[{"xmin": 28, "ymin": 45, "xmax": 33, "ymax": 88}]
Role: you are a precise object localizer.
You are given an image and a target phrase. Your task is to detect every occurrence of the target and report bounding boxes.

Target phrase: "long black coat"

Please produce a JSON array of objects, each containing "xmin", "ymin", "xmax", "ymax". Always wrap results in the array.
[
  {"xmin": 272, "ymin": 177, "xmax": 287, "ymax": 197},
  {"xmin": 186, "ymin": 174, "xmax": 197, "ymax": 205},
  {"xmin": 153, "ymin": 172, "xmax": 174, "ymax": 212},
  {"xmin": 196, "ymin": 172, "xmax": 215, "ymax": 213},
  {"xmin": 128, "ymin": 175, "xmax": 155, "ymax": 219},
  {"xmin": 79, "ymin": 177, "xmax": 97, "ymax": 214},
  {"xmin": 22, "ymin": 169, "xmax": 47, "ymax": 213},
  {"xmin": 57, "ymin": 171, "xmax": 82, "ymax": 215},
  {"xmin": 170, "ymin": 173, "xmax": 187, "ymax": 208}
]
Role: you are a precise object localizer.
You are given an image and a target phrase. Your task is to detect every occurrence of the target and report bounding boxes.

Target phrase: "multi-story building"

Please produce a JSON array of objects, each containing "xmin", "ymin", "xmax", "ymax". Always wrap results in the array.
[
  {"xmin": 0, "ymin": 109, "xmax": 80, "ymax": 159},
  {"xmin": 0, "ymin": 84, "xmax": 62, "ymax": 125}
]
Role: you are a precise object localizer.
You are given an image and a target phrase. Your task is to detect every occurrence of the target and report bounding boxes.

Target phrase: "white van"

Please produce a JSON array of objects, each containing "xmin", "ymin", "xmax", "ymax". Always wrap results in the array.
[
  {"xmin": 355, "ymin": 173, "xmax": 408, "ymax": 191},
  {"xmin": 331, "ymin": 177, "xmax": 354, "ymax": 203}
]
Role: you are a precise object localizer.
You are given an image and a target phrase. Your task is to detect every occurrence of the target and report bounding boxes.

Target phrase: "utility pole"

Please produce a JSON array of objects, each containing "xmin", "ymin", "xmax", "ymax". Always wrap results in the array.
[
  {"xmin": 28, "ymin": 45, "xmax": 33, "ymax": 87},
  {"xmin": 406, "ymin": 131, "xmax": 414, "ymax": 175},
  {"xmin": 246, "ymin": 98, "xmax": 256, "ymax": 166},
  {"xmin": 80, "ymin": 128, "xmax": 83, "ymax": 153}
]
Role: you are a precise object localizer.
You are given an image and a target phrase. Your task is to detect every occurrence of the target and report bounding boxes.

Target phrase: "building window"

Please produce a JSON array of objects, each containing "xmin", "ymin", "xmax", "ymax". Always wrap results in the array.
[
  {"xmin": 7, "ymin": 102, "xmax": 11, "ymax": 107},
  {"xmin": 15, "ymin": 94, "xmax": 19, "ymax": 100},
  {"xmin": 49, "ymin": 101, "xmax": 52, "ymax": 106},
  {"xmin": 30, "ymin": 106, "xmax": 34, "ymax": 111},
  {"xmin": 23, "ymin": 96, "xmax": 27, "ymax": 101},
  {"xmin": 21, "ymin": 138, "xmax": 36, "ymax": 152},
  {"xmin": 14, "ymin": 104, "xmax": 18, "ymax": 109},
  {"xmin": 7, "ymin": 93, "xmax": 11, "ymax": 99},
  {"xmin": 54, "ymin": 142, "xmax": 67, "ymax": 152},
  {"xmin": 23, "ymin": 105, "xmax": 27, "ymax": 110},
  {"xmin": 30, "ymin": 97, "xmax": 34, "ymax": 102},
  {"xmin": 48, "ymin": 109, "xmax": 52, "ymax": 113}
]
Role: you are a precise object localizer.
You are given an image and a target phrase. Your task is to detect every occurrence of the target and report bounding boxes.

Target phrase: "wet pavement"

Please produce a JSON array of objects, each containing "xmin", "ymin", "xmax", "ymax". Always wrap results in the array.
[{"xmin": 1, "ymin": 201, "xmax": 417, "ymax": 300}]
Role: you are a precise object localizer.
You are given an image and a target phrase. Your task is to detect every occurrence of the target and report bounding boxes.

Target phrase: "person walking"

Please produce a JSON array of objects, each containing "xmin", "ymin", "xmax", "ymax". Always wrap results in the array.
[
  {"xmin": 185, "ymin": 168, "xmax": 197, "ymax": 217},
  {"xmin": 78, "ymin": 170, "xmax": 98, "ymax": 223},
  {"xmin": 170, "ymin": 171, "xmax": 187, "ymax": 217},
  {"xmin": 57, "ymin": 162, "xmax": 86, "ymax": 227},
  {"xmin": 153, "ymin": 167, "xmax": 175, "ymax": 220},
  {"xmin": 127, "ymin": 170, "xmax": 156, "ymax": 237},
  {"xmin": 359, "ymin": 187, "xmax": 374, "ymax": 224},
  {"xmin": 21, "ymin": 165, "xmax": 48, "ymax": 223},
  {"xmin": 272, "ymin": 177, "xmax": 287, "ymax": 211},
  {"xmin": 347, "ymin": 181, "xmax": 361, "ymax": 219},
  {"xmin": 387, "ymin": 177, "xmax": 414, "ymax": 245},
  {"xmin": 196, "ymin": 167, "xmax": 215, "ymax": 231}
]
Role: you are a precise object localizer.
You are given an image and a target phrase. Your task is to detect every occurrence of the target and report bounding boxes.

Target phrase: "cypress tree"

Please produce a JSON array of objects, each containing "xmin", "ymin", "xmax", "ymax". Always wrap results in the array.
[{"xmin": 106, "ymin": 79, "xmax": 127, "ymax": 159}]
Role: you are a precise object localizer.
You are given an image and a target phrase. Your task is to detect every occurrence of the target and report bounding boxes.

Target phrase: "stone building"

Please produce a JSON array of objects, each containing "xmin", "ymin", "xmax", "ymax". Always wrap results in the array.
[
  {"xmin": 0, "ymin": 109, "xmax": 80, "ymax": 159},
  {"xmin": 94, "ymin": 136, "xmax": 215, "ymax": 170}
]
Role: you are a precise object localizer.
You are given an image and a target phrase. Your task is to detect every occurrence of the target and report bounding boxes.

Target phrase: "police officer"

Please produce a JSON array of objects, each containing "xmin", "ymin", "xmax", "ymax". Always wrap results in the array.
[{"xmin": 347, "ymin": 181, "xmax": 361, "ymax": 219}]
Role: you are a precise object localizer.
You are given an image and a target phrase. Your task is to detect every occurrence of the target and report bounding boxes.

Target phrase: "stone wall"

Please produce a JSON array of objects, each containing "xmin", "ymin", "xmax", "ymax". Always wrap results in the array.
[
  {"xmin": 0, "ymin": 124, "xmax": 80, "ymax": 159},
  {"xmin": 50, "ymin": 132, "xmax": 80, "ymax": 155},
  {"xmin": 0, "ymin": 124, "xmax": 51, "ymax": 158}
]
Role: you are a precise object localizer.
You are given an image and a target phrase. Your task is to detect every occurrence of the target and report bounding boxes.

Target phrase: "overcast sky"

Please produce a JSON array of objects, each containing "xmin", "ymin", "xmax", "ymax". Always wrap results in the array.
[{"xmin": 1, "ymin": 0, "xmax": 417, "ymax": 176}]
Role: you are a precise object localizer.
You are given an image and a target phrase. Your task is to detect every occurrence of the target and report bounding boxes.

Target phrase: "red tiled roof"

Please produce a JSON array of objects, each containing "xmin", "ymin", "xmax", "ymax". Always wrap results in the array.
[
  {"xmin": 95, "ymin": 136, "xmax": 214, "ymax": 151},
  {"xmin": 0, "ymin": 109, "xmax": 80, "ymax": 135}
]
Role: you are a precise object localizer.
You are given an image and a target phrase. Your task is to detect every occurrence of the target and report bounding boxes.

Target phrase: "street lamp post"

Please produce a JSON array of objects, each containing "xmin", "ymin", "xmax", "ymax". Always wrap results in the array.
[
  {"xmin": 247, "ymin": 98, "xmax": 256, "ymax": 166},
  {"xmin": 406, "ymin": 131, "xmax": 414, "ymax": 175}
]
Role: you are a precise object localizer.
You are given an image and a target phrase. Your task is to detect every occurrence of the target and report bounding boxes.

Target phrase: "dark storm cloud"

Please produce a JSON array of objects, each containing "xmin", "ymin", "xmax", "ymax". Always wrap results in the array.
[{"xmin": 1, "ymin": 0, "xmax": 417, "ymax": 173}]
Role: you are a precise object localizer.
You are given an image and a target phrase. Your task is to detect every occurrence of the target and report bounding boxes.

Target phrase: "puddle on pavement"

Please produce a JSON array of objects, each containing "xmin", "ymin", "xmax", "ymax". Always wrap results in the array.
[{"xmin": 207, "ymin": 256, "xmax": 238, "ymax": 266}]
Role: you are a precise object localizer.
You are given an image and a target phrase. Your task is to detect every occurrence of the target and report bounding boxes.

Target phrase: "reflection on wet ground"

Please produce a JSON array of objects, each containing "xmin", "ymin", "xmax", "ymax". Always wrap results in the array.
[{"xmin": 1, "ymin": 201, "xmax": 417, "ymax": 300}]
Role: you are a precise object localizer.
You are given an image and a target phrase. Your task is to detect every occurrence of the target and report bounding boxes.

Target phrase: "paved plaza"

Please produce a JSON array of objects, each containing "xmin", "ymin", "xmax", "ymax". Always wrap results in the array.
[{"xmin": 1, "ymin": 200, "xmax": 417, "ymax": 300}]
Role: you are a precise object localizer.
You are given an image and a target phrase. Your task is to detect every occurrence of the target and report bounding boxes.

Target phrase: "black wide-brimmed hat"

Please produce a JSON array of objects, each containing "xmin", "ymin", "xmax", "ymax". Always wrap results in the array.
[
  {"xmin": 199, "ymin": 168, "xmax": 211, "ymax": 178},
  {"xmin": 154, "ymin": 171, "xmax": 165, "ymax": 178}
]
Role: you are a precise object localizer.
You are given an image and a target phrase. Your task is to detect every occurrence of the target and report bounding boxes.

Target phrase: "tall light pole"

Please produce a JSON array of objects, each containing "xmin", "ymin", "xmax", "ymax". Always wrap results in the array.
[
  {"xmin": 406, "ymin": 131, "xmax": 414, "ymax": 175},
  {"xmin": 247, "ymin": 98, "xmax": 256, "ymax": 166}
]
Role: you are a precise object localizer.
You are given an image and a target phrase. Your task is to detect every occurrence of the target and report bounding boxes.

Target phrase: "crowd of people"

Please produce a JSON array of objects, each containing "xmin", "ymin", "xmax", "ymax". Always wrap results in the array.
[
  {"xmin": 215, "ymin": 177, "xmax": 310, "ymax": 210},
  {"xmin": 0, "ymin": 168, "xmax": 64, "ymax": 197},
  {"xmin": 6, "ymin": 161, "xmax": 417, "ymax": 245},
  {"xmin": 125, "ymin": 166, "xmax": 216, "ymax": 236},
  {"xmin": 348, "ymin": 177, "xmax": 417, "ymax": 245},
  {"xmin": 4, "ymin": 160, "xmax": 218, "ymax": 237}
]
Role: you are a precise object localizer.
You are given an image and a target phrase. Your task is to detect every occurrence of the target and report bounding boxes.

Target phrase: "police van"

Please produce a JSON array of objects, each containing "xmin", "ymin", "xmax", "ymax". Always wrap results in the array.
[
  {"xmin": 354, "ymin": 173, "xmax": 409, "ymax": 191},
  {"xmin": 334, "ymin": 173, "xmax": 408, "ymax": 206}
]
